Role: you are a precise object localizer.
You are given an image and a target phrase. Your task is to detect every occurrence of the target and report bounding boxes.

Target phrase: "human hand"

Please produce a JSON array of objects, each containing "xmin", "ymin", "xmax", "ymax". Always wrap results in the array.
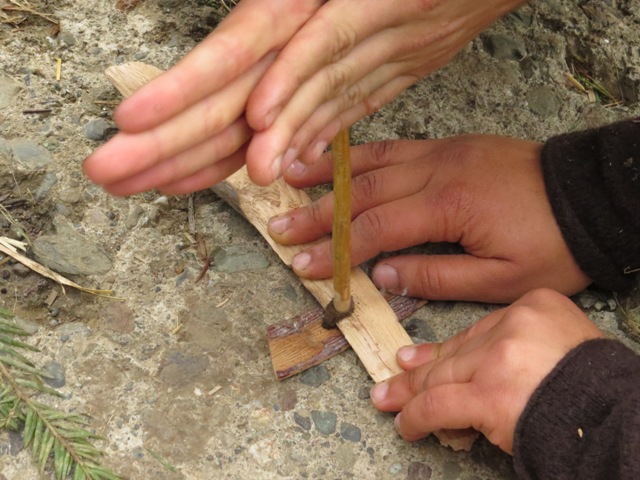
[
  {"xmin": 370, "ymin": 288, "xmax": 603, "ymax": 454},
  {"xmin": 268, "ymin": 135, "xmax": 591, "ymax": 303},
  {"xmin": 83, "ymin": 0, "xmax": 323, "ymax": 196},
  {"xmin": 244, "ymin": 0, "xmax": 528, "ymax": 184}
]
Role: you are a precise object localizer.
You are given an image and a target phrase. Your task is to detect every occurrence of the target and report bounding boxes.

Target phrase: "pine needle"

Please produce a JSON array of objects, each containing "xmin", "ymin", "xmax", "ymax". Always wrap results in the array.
[{"xmin": 0, "ymin": 312, "xmax": 123, "ymax": 479}]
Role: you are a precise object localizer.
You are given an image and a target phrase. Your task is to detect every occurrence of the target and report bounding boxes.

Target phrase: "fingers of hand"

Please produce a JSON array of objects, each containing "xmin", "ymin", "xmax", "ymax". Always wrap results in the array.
[
  {"xmin": 395, "ymin": 384, "xmax": 482, "ymax": 442},
  {"xmin": 157, "ymin": 146, "xmax": 248, "ymax": 195},
  {"xmin": 283, "ymin": 139, "xmax": 429, "ymax": 188},
  {"xmin": 284, "ymin": 68, "xmax": 419, "ymax": 167},
  {"xmin": 247, "ymin": 0, "xmax": 400, "ymax": 131},
  {"xmin": 372, "ymin": 254, "xmax": 524, "ymax": 302},
  {"xmin": 103, "ymin": 119, "xmax": 251, "ymax": 196},
  {"xmin": 272, "ymin": 157, "xmax": 426, "ymax": 242},
  {"xmin": 115, "ymin": 0, "xmax": 320, "ymax": 132},
  {"xmin": 85, "ymin": 55, "xmax": 270, "ymax": 187}
]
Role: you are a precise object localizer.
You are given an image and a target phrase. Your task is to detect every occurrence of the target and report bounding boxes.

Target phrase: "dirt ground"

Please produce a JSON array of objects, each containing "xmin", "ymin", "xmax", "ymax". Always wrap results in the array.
[{"xmin": 1, "ymin": 1, "xmax": 639, "ymax": 479}]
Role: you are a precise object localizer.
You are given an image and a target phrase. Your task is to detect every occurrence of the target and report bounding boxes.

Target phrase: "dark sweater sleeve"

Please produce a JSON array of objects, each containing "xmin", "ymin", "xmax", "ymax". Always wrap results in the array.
[
  {"xmin": 513, "ymin": 338, "xmax": 640, "ymax": 479},
  {"xmin": 541, "ymin": 118, "xmax": 640, "ymax": 291}
]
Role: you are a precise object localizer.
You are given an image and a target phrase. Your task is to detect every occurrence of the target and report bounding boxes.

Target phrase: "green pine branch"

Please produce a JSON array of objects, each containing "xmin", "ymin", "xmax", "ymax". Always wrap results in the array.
[{"xmin": 0, "ymin": 308, "xmax": 122, "ymax": 480}]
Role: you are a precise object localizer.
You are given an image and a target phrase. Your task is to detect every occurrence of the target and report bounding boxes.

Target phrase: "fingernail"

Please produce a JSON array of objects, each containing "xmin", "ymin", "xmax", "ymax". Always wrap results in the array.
[
  {"xmin": 292, "ymin": 252, "xmax": 311, "ymax": 271},
  {"xmin": 268, "ymin": 216, "xmax": 290, "ymax": 235},
  {"xmin": 282, "ymin": 148, "xmax": 298, "ymax": 173},
  {"xmin": 271, "ymin": 155, "xmax": 283, "ymax": 180},
  {"xmin": 311, "ymin": 140, "xmax": 328, "ymax": 161},
  {"xmin": 264, "ymin": 106, "xmax": 281, "ymax": 128},
  {"xmin": 397, "ymin": 346, "xmax": 416, "ymax": 363},
  {"xmin": 287, "ymin": 159, "xmax": 307, "ymax": 178},
  {"xmin": 370, "ymin": 382, "xmax": 388, "ymax": 404},
  {"xmin": 394, "ymin": 412, "xmax": 402, "ymax": 431},
  {"xmin": 373, "ymin": 264, "xmax": 400, "ymax": 291}
]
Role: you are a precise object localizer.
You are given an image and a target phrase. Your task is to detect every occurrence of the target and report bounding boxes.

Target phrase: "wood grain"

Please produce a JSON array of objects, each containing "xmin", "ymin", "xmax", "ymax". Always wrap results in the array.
[{"xmin": 268, "ymin": 295, "xmax": 426, "ymax": 380}]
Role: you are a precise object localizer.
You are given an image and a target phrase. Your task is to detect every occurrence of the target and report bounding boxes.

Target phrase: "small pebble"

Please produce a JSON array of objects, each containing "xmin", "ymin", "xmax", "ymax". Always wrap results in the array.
[
  {"xmin": 311, "ymin": 410, "xmax": 337, "ymax": 436},
  {"xmin": 43, "ymin": 361, "xmax": 66, "ymax": 388},
  {"xmin": 357, "ymin": 386, "xmax": 371, "ymax": 400},
  {"xmin": 84, "ymin": 118, "xmax": 114, "ymax": 141},
  {"xmin": 408, "ymin": 462, "xmax": 433, "ymax": 480},
  {"xmin": 389, "ymin": 463, "xmax": 403, "ymax": 475},
  {"xmin": 293, "ymin": 412, "xmax": 312, "ymax": 431},
  {"xmin": 340, "ymin": 423, "xmax": 362, "ymax": 442},
  {"xmin": 299, "ymin": 365, "xmax": 331, "ymax": 387}
]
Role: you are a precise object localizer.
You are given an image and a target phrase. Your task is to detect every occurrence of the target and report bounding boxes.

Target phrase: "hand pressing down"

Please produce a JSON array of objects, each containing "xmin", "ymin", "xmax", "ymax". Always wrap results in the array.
[
  {"xmin": 268, "ymin": 135, "xmax": 590, "ymax": 303},
  {"xmin": 370, "ymin": 288, "xmax": 603, "ymax": 454},
  {"xmin": 83, "ymin": 0, "xmax": 324, "ymax": 196}
]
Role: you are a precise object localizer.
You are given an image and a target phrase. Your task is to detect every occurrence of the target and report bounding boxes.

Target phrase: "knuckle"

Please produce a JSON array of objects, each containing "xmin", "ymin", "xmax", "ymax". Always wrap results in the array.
[
  {"xmin": 215, "ymin": 34, "xmax": 254, "ymax": 76},
  {"xmin": 521, "ymin": 287, "xmax": 563, "ymax": 306},
  {"xmin": 352, "ymin": 171, "xmax": 383, "ymax": 204},
  {"xmin": 329, "ymin": 23, "xmax": 358, "ymax": 61},
  {"xmin": 491, "ymin": 337, "xmax": 523, "ymax": 367},
  {"xmin": 418, "ymin": 389, "xmax": 440, "ymax": 417},
  {"xmin": 406, "ymin": 368, "xmax": 425, "ymax": 396},
  {"xmin": 306, "ymin": 198, "xmax": 330, "ymax": 225},
  {"xmin": 325, "ymin": 63, "xmax": 351, "ymax": 96},
  {"xmin": 363, "ymin": 93, "xmax": 384, "ymax": 116},
  {"xmin": 353, "ymin": 209, "xmax": 385, "ymax": 243},
  {"xmin": 341, "ymin": 82, "xmax": 363, "ymax": 110},
  {"xmin": 367, "ymin": 140, "xmax": 395, "ymax": 168},
  {"xmin": 416, "ymin": 266, "xmax": 446, "ymax": 297},
  {"xmin": 430, "ymin": 183, "xmax": 472, "ymax": 241}
]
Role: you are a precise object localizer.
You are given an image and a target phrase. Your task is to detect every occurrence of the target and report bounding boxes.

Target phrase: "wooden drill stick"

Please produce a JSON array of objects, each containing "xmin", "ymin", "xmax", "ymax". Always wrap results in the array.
[{"xmin": 330, "ymin": 128, "xmax": 353, "ymax": 316}]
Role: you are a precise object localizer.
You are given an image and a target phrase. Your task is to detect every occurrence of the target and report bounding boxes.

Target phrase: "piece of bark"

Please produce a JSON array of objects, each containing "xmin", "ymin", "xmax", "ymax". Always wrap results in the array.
[
  {"xmin": 104, "ymin": 61, "xmax": 479, "ymax": 452},
  {"xmin": 213, "ymin": 169, "xmax": 415, "ymax": 382},
  {"xmin": 268, "ymin": 295, "xmax": 426, "ymax": 380}
]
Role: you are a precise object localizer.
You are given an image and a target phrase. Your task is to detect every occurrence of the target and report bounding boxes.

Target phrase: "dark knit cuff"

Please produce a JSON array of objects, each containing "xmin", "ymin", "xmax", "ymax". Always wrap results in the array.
[
  {"xmin": 541, "ymin": 118, "xmax": 640, "ymax": 291},
  {"xmin": 513, "ymin": 338, "xmax": 640, "ymax": 479}
]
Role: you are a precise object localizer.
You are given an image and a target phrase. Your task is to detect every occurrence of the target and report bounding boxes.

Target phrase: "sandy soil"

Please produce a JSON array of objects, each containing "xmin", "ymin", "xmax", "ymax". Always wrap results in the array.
[{"xmin": 0, "ymin": 1, "xmax": 639, "ymax": 479}]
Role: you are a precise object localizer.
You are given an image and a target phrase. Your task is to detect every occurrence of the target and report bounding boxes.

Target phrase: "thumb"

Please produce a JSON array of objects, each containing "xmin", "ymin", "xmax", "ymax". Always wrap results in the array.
[{"xmin": 372, "ymin": 254, "xmax": 521, "ymax": 303}]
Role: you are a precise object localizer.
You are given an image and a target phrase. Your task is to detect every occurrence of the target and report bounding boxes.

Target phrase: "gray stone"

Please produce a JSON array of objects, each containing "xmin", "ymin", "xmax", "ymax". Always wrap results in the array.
[
  {"xmin": 34, "ymin": 172, "xmax": 58, "ymax": 201},
  {"xmin": 293, "ymin": 412, "xmax": 312, "ymax": 431},
  {"xmin": 84, "ymin": 118, "xmax": 115, "ymax": 141},
  {"xmin": 340, "ymin": 423, "xmax": 361, "ymax": 442},
  {"xmin": 0, "ymin": 74, "xmax": 22, "ymax": 108},
  {"xmin": 8, "ymin": 430, "xmax": 23, "ymax": 456},
  {"xmin": 442, "ymin": 461, "xmax": 462, "ymax": 479},
  {"xmin": 43, "ymin": 361, "xmax": 66, "ymax": 388},
  {"xmin": 405, "ymin": 318, "xmax": 437, "ymax": 342},
  {"xmin": 484, "ymin": 34, "xmax": 527, "ymax": 61},
  {"xmin": 575, "ymin": 292, "xmax": 598, "ymax": 309},
  {"xmin": 299, "ymin": 365, "xmax": 330, "ymax": 387},
  {"xmin": 9, "ymin": 138, "xmax": 52, "ymax": 170},
  {"xmin": 56, "ymin": 322, "xmax": 91, "ymax": 338},
  {"xmin": 213, "ymin": 245, "xmax": 269, "ymax": 273},
  {"xmin": 58, "ymin": 31, "xmax": 76, "ymax": 48},
  {"xmin": 526, "ymin": 86, "xmax": 560, "ymax": 118},
  {"xmin": 311, "ymin": 410, "xmax": 337, "ymax": 436},
  {"xmin": 10, "ymin": 316, "xmax": 39, "ymax": 335},
  {"xmin": 12, "ymin": 263, "xmax": 31, "ymax": 277},
  {"xmin": 357, "ymin": 386, "xmax": 371, "ymax": 400},
  {"xmin": 33, "ymin": 224, "xmax": 113, "ymax": 276},
  {"xmin": 125, "ymin": 204, "xmax": 144, "ymax": 229},
  {"xmin": 159, "ymin": 350, "xmax": 209, "ymax": 387},
  {"xmin": 408, "ymin": 462, "xmax": 433, "ymax": 479},
  {"xmin": 389, "ymin": 463, "xmax": 403, "ymax": 475}
]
